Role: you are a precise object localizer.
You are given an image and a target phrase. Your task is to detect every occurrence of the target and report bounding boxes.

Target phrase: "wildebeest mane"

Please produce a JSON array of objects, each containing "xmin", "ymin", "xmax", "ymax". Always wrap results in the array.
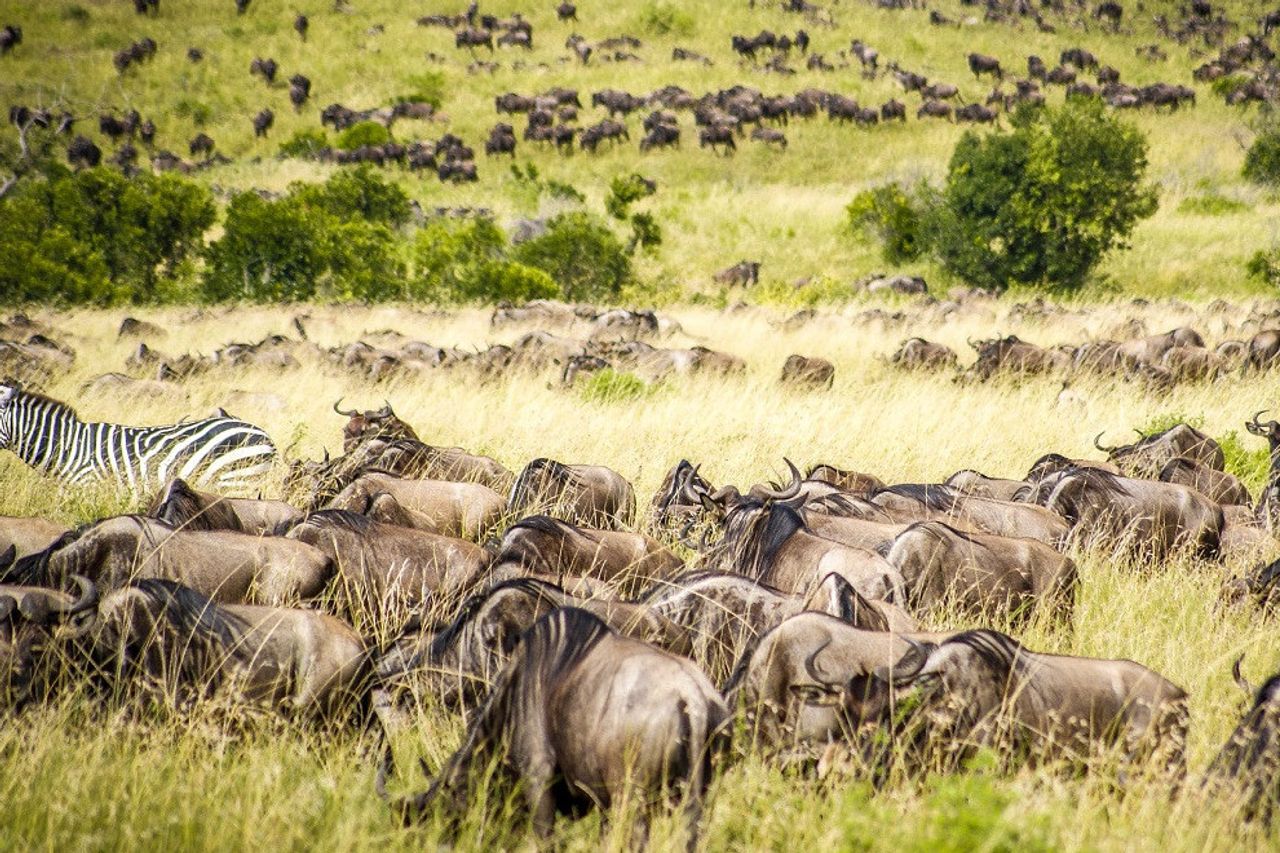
[
  {"xmin": 804, "ymin": 492, "xmax": 882, "ymax": 519},
  {"xmin": 426, "ymin": 576, "xmax": 568, "ymax": 661},
  {"xmin": 1, "ymin": 515, "xmax": 172, "ymax": 587},
  {"xmin": 132, "ymin": 578, "xmax": 251, "ymax": 657},
  {"xmin": 146, "ymin": 478, "xmax": 244, "ymax": 533},
  {"xmin": 946, "ymin": 629, "xmax": 1029, "ymax": 679},
  {"xmin": 508, "ymin": 457, "xmax": 581, "ymax": 509},
  {"xmin": 295, "ymin": 508, "xmax": 377, "ymax": 534},
  {"xmin": 508, "ymin": 514, "xmax": 580, "ymax": 537},
  {"xmin": 873, "ymin": 483, "xmax": 958, "ymax": 512},
  {"xmin": 743, "ymin": 503, "xmax": 806, "ymax": 580},
  {"xmin": 1060, "ymin": 465, "xmax": 1132, "ymax": 497}
]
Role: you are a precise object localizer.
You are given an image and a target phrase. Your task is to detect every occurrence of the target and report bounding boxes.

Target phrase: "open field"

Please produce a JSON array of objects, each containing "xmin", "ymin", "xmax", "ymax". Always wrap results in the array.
[
  {"xmin": 0, "ymin": 298, "xmax": 1278, "ymax": 850},
  {"xmin": 2, "ymin": 0, "xmax": 1279, "ymax": 299}
]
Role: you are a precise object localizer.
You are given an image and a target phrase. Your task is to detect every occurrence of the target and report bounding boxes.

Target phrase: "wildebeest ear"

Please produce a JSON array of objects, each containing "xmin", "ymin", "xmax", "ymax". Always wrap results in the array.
[{"xmin": 788, "ymin": 684, "xmax": 841, "ymax": 706}]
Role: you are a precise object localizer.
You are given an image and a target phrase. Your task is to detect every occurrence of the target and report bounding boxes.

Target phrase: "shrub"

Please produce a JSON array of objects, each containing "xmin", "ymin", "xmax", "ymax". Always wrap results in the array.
[
  {"xmin": 0, "ymin": 194, "xmax": 114, "ymax": 304},
  {"xmin": 846, "ymin": 182, "xmax": 926, "ymax": 263},
  {"xmin": 928, "ymin": 100, "xmax": 1158, "ymax": 291},
  {"xmin": 290, "ymin": 165, "xmax": 411, "ymax": 227},
  {"xmin": 578, "ymin": 368, "xmax": 653, "ymax": 403},
  {"xmin": 1243, "ymin": 126, "xmax": 1280, "ymax": 188},
  {"xmin": 1246, "ymin": 247, "xmax": 1280, "ymax": 288},
  {"xmin": 636, "ymin": 1, "xmax": 695, "ymax": 36},
  {"xmin": 1220, "ymin": 429, "xmax": 1271, "ymax": 493},
  {"xmin": 325, "ymin": 219, "xmax": 408, "ymax": 301},
  {"xmin": 335, "ymin": 121, "xmax": 391, "ymax": 151},
  {"xmin": 202, "ymin": 193, "xmax": 328, "ymax": 302},
  {"xmin": 278, "ymin": 129, "xmax": 329, "ymax": 159},
  {"xmin": 395, "ymin": 72, "xmax": 446, "ymax": 110},
  {"xmin": 411, "ymin": 217, "xmax": 560, "ymax": 303},
  {"xmin": 513, "ymin": 212, "xmax": 631, "ymax": 302}
]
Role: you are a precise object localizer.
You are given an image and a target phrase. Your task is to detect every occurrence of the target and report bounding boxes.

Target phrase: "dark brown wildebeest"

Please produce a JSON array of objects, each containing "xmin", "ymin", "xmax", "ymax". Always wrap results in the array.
[
  {"xmin": 484, "ymin": 123, "xmax": 516, "ymax": 156},
  {"xmin": 699, "ymin": 125, "xmax": 736, "ymax": 154},
  {"xmin": 1204, "ymin": 659, "xmax": 1280, "ymax": 822},
  {"xmin": 943, "ymin": 470, "xmax": 1027, "ymax": 502},
  {"xmin": 1094, "ymin": 423, "xmax": 1224, "ymax": 477},
  {"xmin": 1221, "ymin": 556, "xmax": 1280, "ymax": 611},
  {"xmin": 0, "ymin": 575, "xmax": 96, "ymax": 707},
  {"xmin": 845, "ymin": 629, "xmax": 1188, "ymax": 774},
  {"xmin": 146, "ymin": 478, "xmax": 303, "ymax": 535},
  {"xmin": 325, "ymin": 471, "xmax": 504, "ymax": 540},
  {"xmin": 508, "ymin": 458, "xmax": 635, "ymax": 530},
  {"xmin": 969, "ymin": 335, "xmax": 1064, "ymax": 380},
  {"xmin": 890, "ymin": 338, "xmax": 958, "ymax": 371},
  {"xmin": 713, "ymin": 260, "xmax": 759, "ymax": 287},
  {"xmin": 376, "ymin": 577, "xmax": 690, "ymax": 709},
  {"xmin": 489, "ymin": 515, "xmax": 682, "ymax": 594},
  {"xmin": 650, "ymin": 460, "xmax": 715, "ymax": 529},
  {"xmin": 455, "ymin": 27, "xmax": 493, "ymax": 50},
  {"xmin": 645, "ymin": 571, "xmax": 916, "ymax": 684},
  {"xmin": 881, "ymin": 521, "xmax": 1077, "ymax": 622},
  {"xmin": 67, "ymin": 136, "xmax": 102, "ymax": 169},
  {"xmin": 805, "ymin": 464, "xmax": 885, "ymax": 495},
  {"xmin": 917, "ymin": 99, "xmax": 953, "ymax": 120},
  {"xmin": 723, "ymin": 612, "xmax": 950, "ymax": 751},
  {"xmin": 91, "ymin": 579, "xmax": 367, "ymax": 717},
  {"xmin": 1160, "ymin": 345, "xmax": 1226, "ymax": 381},
  {"xmin": 1247, "ymin": 411, "xmax": 1280, "ymax": 528},
  {"xmin": 701, "ymin": 496, "xmax": 904, "ymax": 602},
  {"xmin": 880, "ymin": 99, "xmax": 906, "ymax": 121},
  {"xmin": 188, "ymin": 133, "xmax": 215, "ymax": 159},
  {"xmin": 252, "ymin": 108, "xmax": 274, "ymax": 137},
  {"xmin": 0, "ymin": 25, "xmax": 22, "ymax": 55},
  {"xmin": 968, "ymin": 52, "xmax": 1003, "ymax": 79},
  {"xmin": 751, "ymin": 127, "xmax": 788, "ymax": 149},
  {"xmin": 869, "ymin": 484, "xmax": 1070, "ymax": 546},
  {"xmin": 248, "ymin": 56, "xmax": 277, "ymax": 84},
  {"xmin": 1246, "ymin": 330, "xmax": 1280, "ymax": 372},
  {"xmin": 1, "ymin": 516, "xmax": 332, "ymax": 605},
  {"xmin": 0, "ymin": 516, "xmax": 69, "ymax": 560},
  {"xmin": 283, "ymin": 510, "xmax": 488, "ymax": 614},
  {"xmin": 1035, "ymin": 467, "xmax": 1223, "ymax": 560},
  {"xmin": 780, "ymin": 355, "xmax": 834, "ymax": 388},
  {"xmin": 956, "ymin": 103, "xmax": 998, "ymax": 124},
  {"xmin": 385, "ymin": 607, "xmax": 727, "ymax": 843},
  {"xmin": 1157, "ymin": 458, "xmax": 1251, "ymax": 507},
  {"xmin": 556, "ymin": 1, "xmax": 577, "ymax": 21},
  {"xmin": 294, "ymin": 13, "xmax": 308, "ymax": 40}
]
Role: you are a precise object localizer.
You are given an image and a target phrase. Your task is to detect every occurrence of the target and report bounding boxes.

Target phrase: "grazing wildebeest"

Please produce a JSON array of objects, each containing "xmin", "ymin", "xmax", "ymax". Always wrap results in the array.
[
  {"xmin": 283, "ymin": 510, "xmax": 488, "ymax": 613},
  {"xmin": 1157, "ymin": 458, "xmax": 1252, "ymax": 507},
  {"xmin": 891, "ymin": 338, "xmax": 958, "ymax": 371},
  {"xmin": 699, "ymin": 125, "xmax": 736, "ymax": 154},
  {"xmin": 751, "ymin": 127, "xmax": 788, "ymax": 149},
  {"xmin": 248, "ymin": 56, "xmax": 277, "ymax": 84},
  {"xmin": 146, "ymin": 478, "xmax": 303, "ymax": 534},
  {"xmin": 779, "ymin": 355, "xmax": 834, "ymax": 388},
  {"xmin": 882, "ymin": 521, "xmax": 1077, "ymax": 622},
  {"xmin": 489, "ymin": 515, "xmax": 682, "ymax": 594},
  {"xmin": 1034, "ymin": 467, "xmax": 1223, "ymax": 560},
  {"xmin": 846, "ymin": 629, "xmax": 1188, "ymax": 774},
  {"xmin": 1094, "ymin": 423, "xmax": 1224, "ymax": 478},
  {"xmin": 455, "ymin": 27, "xmax": 493, "ymax": 50},
  {"xmin": 67, "ymin": 135, "xmax": 102, "ymax": 169},
  {"xmin": 484, "ymin": 122, "xmax": 516, "ymax": 156},
  {"xmin": 956, "ymin": 103, "xmax": 998, "ymax": 124},
  {"xmin": 1, "ymin": 516, "xmax": 332, "ymax": 605},
  {"xmin": 252, "ymin": 108, "xmax": 274, "ymax": 137},
  {"xmin": 188, "ymin": 132, "xmax": 215, "ymax": 158},
  {"xmin": 0, "ymin": 25, "xmax": 22, "ymax": 55},
  {"xmin": 880, "ymin": 99, "xmax": 906, "ymax": 121},
  {"xmin": 294, "ymin": 13, "xmax": 308, "ymax": 40},
  {"xmin": 325, "ymin": 471, "xmax": 504, "ymax": 540},
  {"xmin": 91, "ymin": 579, "xmax": 367, "ymax": 717},
  {"xmin": 385, "ymin": 608, "xmax": 728, "ymax": 843},
  {"xmin": 1245, "ymin": 330, "xmax": 1280, "ymax": 372},
  {"xmin": 556, "ymin": 1, "xmax": 577, "ymax": 21},
  {"xmin": 1204, "ymin": 658, "xmax": 1280, "ymax": 822},
  {"xmin": 943, "ymin": 470, "xmax": 1027, "ymax": 502},
  {"xmin": 650, "ymin": 460, "xmax": 717, "ymax": 532},
  {"xmin": 377, "ymin": 577, "xmax": 690, "ymax": 708},
  {"xmin": 713, "ymin": 260, "xmax": 760, "ymax": 287},
  {"xmin": 917, "ymin": 99, "xmax": 953, "ymax": 120},
  {"xmin": 507, "ymin": 458, "xmax": 635, "ymax": 530},
  {"xmin": 968, "ymin": 52, "xmax": 1003, "ymax": 79},
  {"xmin": 0, "ymin": 575, "xmax": 96, "ymax": 707},
  {"xmin": 869, "ymin": 484, "xmax": 1070, "ymax": 545}
]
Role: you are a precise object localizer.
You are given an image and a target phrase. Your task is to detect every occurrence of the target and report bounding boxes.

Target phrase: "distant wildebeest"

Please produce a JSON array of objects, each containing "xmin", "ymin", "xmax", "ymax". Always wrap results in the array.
[
  {"xmin": 1094, "ymin": 423, "xmax": 1224, "ymax": 478},
  {"xmin": 556, "ymin": 1, "xmax": 577, "ymax": 21},
  {"xmin": 484, "ymin": 122, "xmax": 516, "ymax": 156},
  {"xmin": 147, "ymin": 478, "xmax": 303, "ymax": 535},
  {"xmin": 1157, "ymin": 458, "xmax": 1251, "ymax": 507},
  {"xmin": 1, "ymin": 515, "xmax": 332, "ymax": 605},
  {"xmin": 385, "ymin": 607, "xmax": 728, "ymax": 842},
  {"xmin": 325, "ymin": 471, "xmax": 504, "ymax": 540},
  {"xmin": 880, "ymin": 99, "xmax": 906, "ymax": 121},
  {"xmin": 751, "ymin": 126, "xmax": 788, "ymax": 149},
  {"xmin": 67, "ymin": 136, "xmax": 102, "ymax": 169},
  {"xmin": 1245, "ymin": 330, "xmax": 1280, "ymax": 372},
  {"xmin": 891, "ymin": 338, "xmax": 958, "ymax": 371},
  {"xmin": 455, "ymin": 27, "xmax": 493, "ymax": 50},
  {"xmin": 252, "ymin": 108, "xmax": 274, "ymax": 137},
  {"xmin": 956, "ymin": 103, "xmax": 998, "ymax": 124},
  {"xmin": 844, "ymin": 629, "xmax": 1188, "ymax": 774},
  {"xmin": 294, "ymin": 13, "xmax": 308, "ymax": 40},
  {"xmin": 882, "ymin": 520, "xmax": 1077, "ymax": 622},
  {"xmin": 507, "ymin": 459, "xmax": 636, "ymax": 530},
  {"xmin": 1246, "ymin": 411, "xmax": 1280, "ymax": 528},
  {"xmin": 805, "ymin": 465, "xmax": 886, "ymax": 495},
  {"xmin": 698, "ymin": 124, "xmax": 736, "ymax": 154},
  {"xmin": 713, "ymin": 260, "xmax": 760, "ymax": 287},
  {"xmin": 188, "ymin": 132, "xmax": 215, "ymax": 158},
  {"xmin": 968, "ymin": 52, "xmax": 1003, "ymax": 79},
  {"xmin": 90, "ymin": 579, "xmax": 368, "ymax": 717},
  {"xmin": 943, "ymin": 470, "xmax": 1029, "ymax": 502},
  {"xmin": 0, "ymin": 25, "xmax": 22, "ymax": 55},
  {"xmin": 779, "ymin": 355, "xmax": 834, "ymax": 388},
  {"xmin": 249, "ymin": 56, "xmax": 278, "ymax": 84},
  {"xmin": 917, "ymin": 99, "xmax": 953, "ymax": 120}
]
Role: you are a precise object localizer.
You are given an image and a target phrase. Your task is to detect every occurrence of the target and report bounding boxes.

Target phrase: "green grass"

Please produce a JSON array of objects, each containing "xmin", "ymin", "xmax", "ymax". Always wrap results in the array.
[{"xmin": 1, "ymin": 0, "xmax": 1278, "ymax": 300}]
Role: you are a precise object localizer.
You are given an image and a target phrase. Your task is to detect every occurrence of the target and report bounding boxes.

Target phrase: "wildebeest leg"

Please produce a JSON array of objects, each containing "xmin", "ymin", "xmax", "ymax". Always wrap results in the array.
[{"xmin": 524, "ymin": 757, "xmax": 557, "ymax": 837}]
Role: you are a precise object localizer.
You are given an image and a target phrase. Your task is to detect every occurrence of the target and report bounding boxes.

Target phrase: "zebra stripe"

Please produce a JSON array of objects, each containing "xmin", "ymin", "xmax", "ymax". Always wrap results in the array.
[{"xmin": 0, "ymin": 387, "xmax": 278, "ymax": 491}]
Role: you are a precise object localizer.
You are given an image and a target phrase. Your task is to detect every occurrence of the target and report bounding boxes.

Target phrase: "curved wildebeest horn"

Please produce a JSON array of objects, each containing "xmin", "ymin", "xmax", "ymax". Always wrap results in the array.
[
  {"xmin": 873, "ymin": 636, "xmax": 932, "ymax": 685},
  {"xmin": 333, "ymin": 397, "xmax": 358, "ymax": 417},
  {"xmin": 678, "ymin": 465, "xmax": 705, "ymax": 504},
  {"xmin": 760, "ymin": 459, "xmax": 803, "ymax": 502},
  {"xmin": 802, "ymin": 638, "xmax": 836, "ymax": 685},
  {"xmin": 375, "ymin": 400, "xmax": 394, "ymax": 418},
  {"xmin": 1094, "ymin": 431, "xmax": 1117, "ymax": 453},
  {"xmin": 1232, "ymin": 654, "xmax": 1255, "ymax": 696},
  {"xmin": 51, "ymin": 574, "xmax": 97, "ymax": 617},
  {"xmin": 1251, "ymin": 410, "xmax": 1270, "ymax": 428}
]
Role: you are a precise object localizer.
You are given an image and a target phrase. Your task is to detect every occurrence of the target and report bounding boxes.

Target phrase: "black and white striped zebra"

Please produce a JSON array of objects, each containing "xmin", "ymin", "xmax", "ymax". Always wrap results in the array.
[{"xmin": 0, "ymin": 384, "xmax": 277, "ymax": 491}]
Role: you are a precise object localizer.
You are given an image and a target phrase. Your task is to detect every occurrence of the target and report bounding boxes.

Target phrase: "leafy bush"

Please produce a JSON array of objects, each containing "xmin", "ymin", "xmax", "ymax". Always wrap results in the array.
[
  {"xmin": 513, "ymin": 212, "xmax": 632, "ymax": 302},
  {"xmin": 578, "ymin": 369, "xmax": 653, "ymax": 403},
  {"xmin": 1246, "ymin": 247, "xmax": 1280, "ymax": 287},
  {"xmin": 846, "ymin": 182, "xmax": 926, "ymax": 263},
  {"xmin": 1220, "ymin": 430, "xmax": 1271, "ymax": 493},
  {"xmin": 1243, "ymin": 126, "xmax": 1280, "ymax": 188},
  {"xmin": 335, "ymin": 121, "xmax": 391, "ymax": 151},
  {"xmin": 410, "ymin": 218, "xmax": 560, "ymax": 303},
  {"xmin": 605, "ymin": 173, "xmax": 662, "ymax": 254},
  {"xmin": 928, "ymin": 100, "xmax": 1158, "ymax": 291},
  {"xmin": 636, "ymin": 1, "xmax": 695, "ymax": 36},
  {"xmin": 395, "ymin": 72, "xmax": 446, "ymax": 110},
  {"xmin": 1176, "ymin": 193, "xmax": 1248, "ymax": 215},
  {"xmin": 278, "ymin": 129, "xmax": 329, "ymax": 159},
  {"xmin": 290, "ymin": 165, "xmax": 411, "ymax": 227},
  {"xmin": 0, "ymin": 167, "xmax": 214, "ymax": 304}
]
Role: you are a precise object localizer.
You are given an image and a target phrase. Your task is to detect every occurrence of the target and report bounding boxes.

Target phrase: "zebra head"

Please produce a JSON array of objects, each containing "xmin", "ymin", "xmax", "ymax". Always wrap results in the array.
[{"xmin": 0, "ymin": 383, "xmax": 17, "ymax": 448}]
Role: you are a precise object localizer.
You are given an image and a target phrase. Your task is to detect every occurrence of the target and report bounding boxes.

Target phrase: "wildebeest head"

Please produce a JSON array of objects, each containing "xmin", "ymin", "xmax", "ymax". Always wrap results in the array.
[
  {"xmin": 0, "ymin": 575, "xmax": 97, "ymax": 707},
  {"xmin": 334, "ymin": 399, "xmax": 420, "ymax": 452},
  {"xmin": 1246, "ymin": 410, "xmax": 1280, "ymax": 450},
  {"xmin": 650, "ymin": 459, "xmax": 716, "ymax": 531},
  {"xmin": 1205, "ymin": 656, "xmax": 1280, "ymax": 822},
  {"xmin": 1095, "ymin": 423, "xmax": 1224, "ymax": 476}
]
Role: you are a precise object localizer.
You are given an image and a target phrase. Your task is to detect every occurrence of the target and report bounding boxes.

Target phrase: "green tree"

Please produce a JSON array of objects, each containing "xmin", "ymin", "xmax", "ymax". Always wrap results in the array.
[
  {"xmin": 846, "ymin": 183, "xmax": 925, "ymax": 264},
  {"xmin": 290, "ymin": 165, "xmax": 411, "ymax": 227},
  {"xmin": 929, "ymin": 100, "xmax": 1158, "ymax": 291},
  {"xmin": 202, "ymin": 193, "xmax": 328, "ymax": 302},
  {"xmin": 1243, "ymin": 125, "xmax": 1280, "ymax": 188},
  {"xmin": 513, "ymin": 212, "xmax": 631, "ymax": 301},
  {"xmin": 335, "ymin": 121, "xmax": 391, "ymax": 150}
]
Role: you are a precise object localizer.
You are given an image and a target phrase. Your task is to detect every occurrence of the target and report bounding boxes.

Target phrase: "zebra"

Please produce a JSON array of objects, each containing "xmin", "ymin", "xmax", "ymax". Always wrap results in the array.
[{"xmin": 0, "ymin": 384, "xmax": 277, "ymax": 491}]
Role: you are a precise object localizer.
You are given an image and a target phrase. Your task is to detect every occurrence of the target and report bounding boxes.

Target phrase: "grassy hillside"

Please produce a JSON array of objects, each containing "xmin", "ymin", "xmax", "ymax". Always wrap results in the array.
[
  {"xmin": 1, "ymin": 0, "xmax": 1277, "ymax": 299},
  {"xmin": 0, "ymin": 300, "xmax": 1277, "ymax": 850}
]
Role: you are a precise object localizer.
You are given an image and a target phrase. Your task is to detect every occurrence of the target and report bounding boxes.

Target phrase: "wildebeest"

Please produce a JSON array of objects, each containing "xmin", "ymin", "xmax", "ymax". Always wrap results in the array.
[
  {"xmin": 956, "ymin": 103, "xmax": 998, "ymax": 124},
  {"xmin": 283, "ymin": 510, "xmax": 488, "ymax": 614},
  {"xmin": 1158, "ymin": 458, "xmax": 1251, "ymax": 507},
  {"xmin": 890, "ymin": 338, "xmax": 958, "ymax": 371},
  {"xmin": 751, "ymin": 127, "xmax": 788, "ymax": 149},
  {"xmin": 969, "ymin": 335, "xmax": 1064, "ymax": 380},
  {"xmin": 1034, "ymin": 467, "xmax": 1223, "ymax": 560},
  {"xmin": 805, "ymin": 465, "xmax": 886, "ymax": 495},
  {"xmin": 507, "ymin": 458, "xmax": 635, "ymax": 530},
  {"xmin": 294, "ymin": 13, "xmax": 308, "ymax": 40},
  {"xmin": 252, "ymin": 108, "xmax": 274, "ymax": 137},
  {"xmin": 917, "ymin": 100, "xmax": 952, "ymax": 120},
  {"xmin": 455, "ymin": 27, "xmax": 493, "ymax": 50},
  {"xmin": 1204, "ymin": 658, "xmax": 1280, "ymax": 822},
  {"xmin": 1245, "ymin": 330, "xmax": 1280, "ymax": 372},
  {"xmin": 0, "ymin": 575, "xmax": 96, "ymax": 707},
  {"xmin": 713, "ymin": 260, "xmax": 760, "ymax": 287},
  {"xmin": 882, "ymin": 521, "xmax": 1077, "ymax": 622},
  {"xmin": 846, "ymin": 629, "xmax": 1188, "ymax": 774},
  {"xmin": 869, "ymin": 484, "xmax": 1069, "ymax": 546},
  {"xmin": 325, "ymin": 471, "xmax": 504, "ymax": 540},
  {"xmin": 386, "ymin": 607, "xmax": 727, "ymax": 842},
  {"xmin": 484, "ymin": 122, "xmax": 516, "ymax": 156},
  {"xmin": 67, "ymin": 135, "xmax": 102, "ymax": 169},
  {"xmin": 489, "ymin": 515, "xmax": 681, "ymax": 593},
  {"xmin": 188, "ymin": 132, "xmax": 215, "ymax": 159},
  {"xmin": 2, "ymin": 515, "xmax": 332, "ymax": 605},
  {"xmin": 90, "ymin": 579, "xmax": 367, "ymax": 717},
  {"xmin": 968, "ymin": 52, "xmax": 1003, "ymax": 79},
  {"xmin": 146, "ymin": 477, "xmax": 303, "ymax": 534},
  {"xmin": 699, "ymin": 125, "xmax": 736, "ymax": 154},
  {"xmin": 248, "ymin": 56, "xmax": 277, "ymax": 84},
  {"xmin": 943, "ymin": 470, "xmax": 1026, "ymax": 502},
  {"xmin": 779, "ymin": 355, "xmax": 834, "ymax": 388},
  {"xmin": 1094, "ymin": 423, "xmax": 1225, "ymax": 478},
  {"xmin": 0, "ymin": 25, "xmax": 22, "ymax": 55}
]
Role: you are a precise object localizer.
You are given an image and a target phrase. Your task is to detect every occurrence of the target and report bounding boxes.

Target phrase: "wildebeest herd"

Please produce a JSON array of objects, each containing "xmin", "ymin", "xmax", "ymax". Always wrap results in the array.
[{"xmin": 3, "ymin": 345, "xmax": 1280, "ymax": 841}]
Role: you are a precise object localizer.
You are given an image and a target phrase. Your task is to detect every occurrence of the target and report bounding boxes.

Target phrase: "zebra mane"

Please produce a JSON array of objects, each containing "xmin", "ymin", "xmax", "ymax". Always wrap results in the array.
[{"xmin": 6, "ymin": 387, "xmax": 78, "ymax": 419}]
